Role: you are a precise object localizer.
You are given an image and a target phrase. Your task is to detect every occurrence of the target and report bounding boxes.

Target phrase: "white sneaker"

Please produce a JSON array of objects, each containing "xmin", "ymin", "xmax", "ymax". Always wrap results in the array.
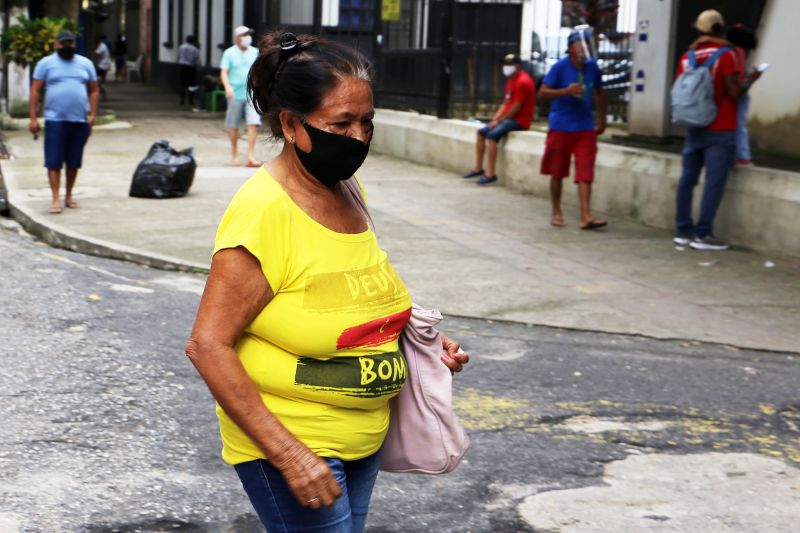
[{"xmin": 673, "ymin": 234, "xmax": 693, "ymax": 246}]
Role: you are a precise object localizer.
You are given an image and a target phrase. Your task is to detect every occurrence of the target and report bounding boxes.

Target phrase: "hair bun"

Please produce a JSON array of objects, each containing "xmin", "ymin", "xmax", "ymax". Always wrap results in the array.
[{"xmin": 279, "ymin": 32, "xmax": 299, "ymax": 51}]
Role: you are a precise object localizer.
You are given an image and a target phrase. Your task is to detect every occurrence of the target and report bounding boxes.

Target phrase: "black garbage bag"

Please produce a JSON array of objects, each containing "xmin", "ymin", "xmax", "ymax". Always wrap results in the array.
[{"xmin": 129, "ymin": 139, "xmax": 196, "ymax": 198}]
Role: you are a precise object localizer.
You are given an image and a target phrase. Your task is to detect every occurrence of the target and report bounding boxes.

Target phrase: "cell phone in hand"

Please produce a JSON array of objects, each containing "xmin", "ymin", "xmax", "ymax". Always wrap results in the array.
[{"xmin": 756, "ymin": 62, "xmax": 770, "ymax": 73}]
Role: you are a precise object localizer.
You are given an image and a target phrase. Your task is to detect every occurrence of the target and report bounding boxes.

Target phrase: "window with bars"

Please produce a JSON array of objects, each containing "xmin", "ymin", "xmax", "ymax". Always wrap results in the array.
[{"xmin": 339, "ymin": 0, "xmax": 375, "ymax": 27}]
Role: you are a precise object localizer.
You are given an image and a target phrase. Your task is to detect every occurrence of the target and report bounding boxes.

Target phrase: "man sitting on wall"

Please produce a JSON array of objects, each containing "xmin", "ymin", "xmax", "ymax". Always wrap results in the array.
[{"xmin": 463, "ymin": 53, "xmax": 536, "ymax": 185}]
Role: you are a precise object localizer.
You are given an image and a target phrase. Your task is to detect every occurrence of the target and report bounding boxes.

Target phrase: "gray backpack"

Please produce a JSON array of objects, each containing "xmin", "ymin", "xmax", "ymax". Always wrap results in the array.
[{"xmin": 671, "ymin": 47, "xmax": 730, "ymax": 127}]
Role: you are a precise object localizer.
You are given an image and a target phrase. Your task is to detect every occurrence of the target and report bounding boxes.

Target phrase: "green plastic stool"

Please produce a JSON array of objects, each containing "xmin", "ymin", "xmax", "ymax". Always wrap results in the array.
[{"xmin": 209, "ymin": 83, "xmax": 227, "ymax": 112}]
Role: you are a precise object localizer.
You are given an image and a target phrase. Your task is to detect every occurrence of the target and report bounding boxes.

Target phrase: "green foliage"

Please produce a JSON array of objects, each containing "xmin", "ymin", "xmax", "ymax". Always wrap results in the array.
[{"xmin": 0, "ymin": 16, "xmax": 80, "ymax": 68}]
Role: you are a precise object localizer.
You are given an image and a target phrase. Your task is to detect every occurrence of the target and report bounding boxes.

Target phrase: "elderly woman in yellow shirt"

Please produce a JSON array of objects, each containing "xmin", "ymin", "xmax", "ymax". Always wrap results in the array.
[{"xmin": 185, "ymin": 32, "xmax": 468, "ymax": 533}]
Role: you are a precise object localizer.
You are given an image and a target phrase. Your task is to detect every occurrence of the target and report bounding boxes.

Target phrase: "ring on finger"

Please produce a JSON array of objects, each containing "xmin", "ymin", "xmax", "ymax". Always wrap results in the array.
[{"xmin": 307, "ymin": 497, "xmax": 320, "ymax": 503}]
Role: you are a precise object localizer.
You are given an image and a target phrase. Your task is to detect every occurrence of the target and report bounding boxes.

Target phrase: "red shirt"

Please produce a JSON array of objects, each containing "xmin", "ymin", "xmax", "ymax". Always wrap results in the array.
[
  {"xmin": 502, "ymin": 70, "xmax": 536, "ymax": 130},
  {"xmin": 676, "ymin": 43, "xmax": 741, "ymax": 131}
]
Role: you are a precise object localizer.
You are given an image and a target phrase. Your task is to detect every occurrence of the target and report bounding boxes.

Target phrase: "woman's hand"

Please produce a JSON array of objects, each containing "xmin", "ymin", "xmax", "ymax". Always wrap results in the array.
[
  {"xmin": 440, "ymin": 333, "xmax": 469, "ymax": 373},
  {"xmin": 272, "ymin": 442, "xmax": 342, "ymax": 509}
]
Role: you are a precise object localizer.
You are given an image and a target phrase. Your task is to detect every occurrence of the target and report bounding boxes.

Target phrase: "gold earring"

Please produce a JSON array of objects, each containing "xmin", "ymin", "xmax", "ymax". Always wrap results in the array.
[{"xmin": 290, "ymin": 136, "xmax": 295, "ymax": 144}]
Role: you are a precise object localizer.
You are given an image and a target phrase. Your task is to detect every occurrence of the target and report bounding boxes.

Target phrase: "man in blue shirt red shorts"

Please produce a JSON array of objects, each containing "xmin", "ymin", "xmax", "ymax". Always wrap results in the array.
[
  {"xmin": 539, "ymin": 28, "xmax": 607, "ymax": 230},
  {"xmin": 463, "ymin": 53, "xmax": 536, "ymax": 185}
]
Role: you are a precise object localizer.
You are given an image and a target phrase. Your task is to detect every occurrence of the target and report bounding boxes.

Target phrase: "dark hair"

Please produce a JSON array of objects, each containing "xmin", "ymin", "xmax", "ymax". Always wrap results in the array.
[
  {"xmin": 186, "ymin": 35, "xmax": 196, "ymax": 44},
  {"xmin": 247, "ymin": 31, "xmax": 373, "ymax": 140},
  {"xmin": 727, "ymin": 24, "xmax": 758, "ymax": 51}
]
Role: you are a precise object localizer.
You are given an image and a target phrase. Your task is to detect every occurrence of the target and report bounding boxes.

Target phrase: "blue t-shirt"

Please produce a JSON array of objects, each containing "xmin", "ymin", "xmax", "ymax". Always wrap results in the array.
[
  {"xmin": 542, "ymin": 57, "xmax": 603, "ymax": 132},
  {"xmin": 33, "ymin": 53, "xmax": 97, "ymax": 123},
  {"xmin": 220, "ymin": 45, "xmax": 259, "ymax": 101}
]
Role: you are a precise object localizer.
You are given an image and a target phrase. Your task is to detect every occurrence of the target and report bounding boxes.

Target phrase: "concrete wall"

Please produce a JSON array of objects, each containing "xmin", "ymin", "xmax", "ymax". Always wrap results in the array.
[
  {"xmin": 748, "ymin": 0, "xmax": 800, "ymax": 157},
  {"xmin": 372, "ymin": 109, "xmax": 800, "ymax": 259}
]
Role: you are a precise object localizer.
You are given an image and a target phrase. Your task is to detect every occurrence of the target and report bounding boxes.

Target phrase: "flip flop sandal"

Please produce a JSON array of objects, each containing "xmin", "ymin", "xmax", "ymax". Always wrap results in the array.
[
  {"xmin": 49, "ymin": 205, "xmax": 63, "ymax": 214},
  {"xmin": 581, "ymin": 219, "xmax": 608, "ymax": 230},
  {"xmin": 246, "ymin": 161, "xmax": 262, "ymax": 168}
]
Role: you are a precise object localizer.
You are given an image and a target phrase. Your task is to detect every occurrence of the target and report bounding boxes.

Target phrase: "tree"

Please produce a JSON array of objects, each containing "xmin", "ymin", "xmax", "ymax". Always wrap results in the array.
[{"xmin": 0, "ymin": 16, "xmax": 80, "ymax": 68}]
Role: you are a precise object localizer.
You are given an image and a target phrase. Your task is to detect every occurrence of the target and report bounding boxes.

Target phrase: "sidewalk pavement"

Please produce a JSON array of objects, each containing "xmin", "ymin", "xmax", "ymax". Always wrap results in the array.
[{"xmin": 2, "ymin": 83, "xmax": 799, "ymax": 353}]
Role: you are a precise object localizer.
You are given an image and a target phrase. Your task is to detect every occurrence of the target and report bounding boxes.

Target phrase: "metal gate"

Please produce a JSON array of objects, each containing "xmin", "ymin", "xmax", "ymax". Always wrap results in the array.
[
  {"xmin": 373, "ymin": 0, "xmax": 523, "ymax": 118},
  {"xmin": 253, "ymin": 1, "xmax": 636, "ymax": 122}
]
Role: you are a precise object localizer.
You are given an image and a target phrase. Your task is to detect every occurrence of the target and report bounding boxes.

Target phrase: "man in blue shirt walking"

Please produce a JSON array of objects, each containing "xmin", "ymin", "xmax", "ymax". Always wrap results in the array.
[
  {"xmin": 29, "ymin": 30, "xmax": 99, "ymax": 214},
  {"xmin": 539, "ymin": 28, "xmax": 607, "ymax": 230}
]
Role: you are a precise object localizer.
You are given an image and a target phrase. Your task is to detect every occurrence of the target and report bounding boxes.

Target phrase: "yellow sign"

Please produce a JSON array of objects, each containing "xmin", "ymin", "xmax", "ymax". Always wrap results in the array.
[{"xmin": 382, "ymin": 0, "xmax": 401, "ymax": 21}]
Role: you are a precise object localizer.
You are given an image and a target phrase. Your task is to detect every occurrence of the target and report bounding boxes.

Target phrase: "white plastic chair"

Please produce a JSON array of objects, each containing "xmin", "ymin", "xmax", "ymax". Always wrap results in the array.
[{"xmin": 126, "ymin": 54, "xmax": 144, "ymax": 83}]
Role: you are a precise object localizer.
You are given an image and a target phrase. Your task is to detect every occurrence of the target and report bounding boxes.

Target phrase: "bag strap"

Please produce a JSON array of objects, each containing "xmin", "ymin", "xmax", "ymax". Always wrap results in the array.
[
  {"xmin": 700, "ymin": 47, "xmax": 730, "ymax": 69},
  {"xmin": 342, "ymin": 176, "xmax": 375, "ymax": 231},
  {"xmin": 688, "ymin": 49, "xmax": 698, "ymax": 69}
]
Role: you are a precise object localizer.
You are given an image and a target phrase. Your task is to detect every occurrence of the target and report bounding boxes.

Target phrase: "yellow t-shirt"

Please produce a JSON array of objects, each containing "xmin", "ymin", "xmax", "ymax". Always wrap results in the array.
[{"xmin": 213, "ymin": 168, "xmax": 412, "ymax": 465}]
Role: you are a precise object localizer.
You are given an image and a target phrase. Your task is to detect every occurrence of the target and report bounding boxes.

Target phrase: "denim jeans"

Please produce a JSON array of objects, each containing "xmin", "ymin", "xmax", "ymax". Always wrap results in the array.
[
  {"xmin": 477, "ymin": 118, "xmax": 525, "ymax": 141},
  {"xmin": 736, "ymin": 93, "xmax": 752, "ymax": 161},
  {"xmin": 675, "ymin": 128, "xmax": 736, "ymax": 237},
  {"xmin": 234, "ymin": 451, "xmax": 382, "ymax": 533}
]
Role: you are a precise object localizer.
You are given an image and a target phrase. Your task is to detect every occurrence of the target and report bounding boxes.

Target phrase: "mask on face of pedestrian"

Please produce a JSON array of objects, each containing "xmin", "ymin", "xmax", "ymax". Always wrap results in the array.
[
  {"xmin": 57, "ymin": 45, "xmax": 75, "ymax": 60},
  {"xmin": 502, "ymin": 65, "xmax": 518, "ymax": 77},
  {"xmin": 239, "ymin": 35, "xmax": 253, "ymax": 48},
  {"xmin": 294, "ymin": 121, "xmax": 371, "ymax": 188}
]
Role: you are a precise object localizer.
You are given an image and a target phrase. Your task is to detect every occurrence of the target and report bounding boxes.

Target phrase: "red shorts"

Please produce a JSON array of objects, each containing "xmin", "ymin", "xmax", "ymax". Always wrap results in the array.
[{"xmin": 540, "ymin": 130, "xmax": 598, "ymax": 182}]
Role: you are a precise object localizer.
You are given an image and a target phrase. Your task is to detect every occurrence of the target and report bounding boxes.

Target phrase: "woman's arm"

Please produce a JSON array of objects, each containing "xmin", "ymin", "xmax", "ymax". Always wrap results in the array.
[{"xmin": 185, "ymin": 247, "xmax": 341, "ymax": 508}]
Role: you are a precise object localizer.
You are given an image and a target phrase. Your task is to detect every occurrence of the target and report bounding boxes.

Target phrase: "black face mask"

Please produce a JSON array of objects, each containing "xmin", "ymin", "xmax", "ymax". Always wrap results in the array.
[
  {"xmin": 294, "ymin": 123, "xmax": 370, "ymax": 188},
  {"xmin": 57, "ymin": 46, "xmax": 75, "ymax": 60}
]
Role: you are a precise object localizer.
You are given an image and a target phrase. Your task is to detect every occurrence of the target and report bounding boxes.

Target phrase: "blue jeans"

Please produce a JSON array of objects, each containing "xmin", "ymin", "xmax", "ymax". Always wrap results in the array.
[
  {"xmin": 675, "ymin": 128, "xmax": 736, "ymax": 237},
  {"xmin": 477, "ymin": 119, "xmax": 524, "ymax": 141},
  {"xmin": 736, "ymin": 93, "xmax": 751, "ymax": 161},
  {"xmin": 234, "ymin": 451, "xmax": 382, "ymax": 533}
]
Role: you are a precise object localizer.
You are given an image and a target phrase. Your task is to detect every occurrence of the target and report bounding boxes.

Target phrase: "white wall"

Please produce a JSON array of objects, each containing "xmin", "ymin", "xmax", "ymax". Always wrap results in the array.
[
  {"xmin": 157, "ymin": 0, "xmax": 236, "ymax": 67},
  {"xmin": 210, "ymin": 0, "xmax": 225, "ymax": 66},
  {"xmin": 627, "ymin": 0, "xmax": 678, "ymax": 137},
  {"xmin": 158, "ymin": 0, "xmax": 177, "ymax": 62},
  {"xmin": 233, "ymin": 0, "xmax": 244, "ymax": 29},
  {"xmin": 282, "ymin": 0, "xmax": 314, "ymax": 25},
  {"xmin": 748, "ymin": 0, "xmax": 800, "ymax": 124},
  {"xmin": 731, "ymin": 0, "xmax": 800, "ymax": 156}
]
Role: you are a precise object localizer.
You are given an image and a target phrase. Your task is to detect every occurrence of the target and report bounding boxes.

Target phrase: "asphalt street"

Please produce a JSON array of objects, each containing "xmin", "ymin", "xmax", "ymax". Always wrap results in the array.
[{"xmin": 1, "ymin": 219, "xmax": 798, "ymax": 533}]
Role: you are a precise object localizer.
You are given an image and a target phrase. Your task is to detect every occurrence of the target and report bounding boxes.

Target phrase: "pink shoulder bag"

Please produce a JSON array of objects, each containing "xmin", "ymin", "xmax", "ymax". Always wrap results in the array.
[{"xmin": 343, "ymin": 178, "xmax": 470, "ymax": 474}]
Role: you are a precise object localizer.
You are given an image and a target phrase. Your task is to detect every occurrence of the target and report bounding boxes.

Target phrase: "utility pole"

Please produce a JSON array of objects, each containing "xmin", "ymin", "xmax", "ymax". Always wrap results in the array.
[{"xmin": 436, "ymin": 0, "xmax": 455, "ymax": 119}]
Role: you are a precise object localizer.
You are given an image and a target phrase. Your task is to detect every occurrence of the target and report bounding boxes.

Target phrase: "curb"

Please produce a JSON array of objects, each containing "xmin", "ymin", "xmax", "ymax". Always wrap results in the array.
[
  {"xmin": 0, "ymin": 137, "xmax": 208, "ymax": 272},
  {"xmin": 7, "ymin": 199, "xmax": 210, "ymax": 272},
  {"xmin": 4, "ymin": 188, "xmax": 798, "ymax": 355}
]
